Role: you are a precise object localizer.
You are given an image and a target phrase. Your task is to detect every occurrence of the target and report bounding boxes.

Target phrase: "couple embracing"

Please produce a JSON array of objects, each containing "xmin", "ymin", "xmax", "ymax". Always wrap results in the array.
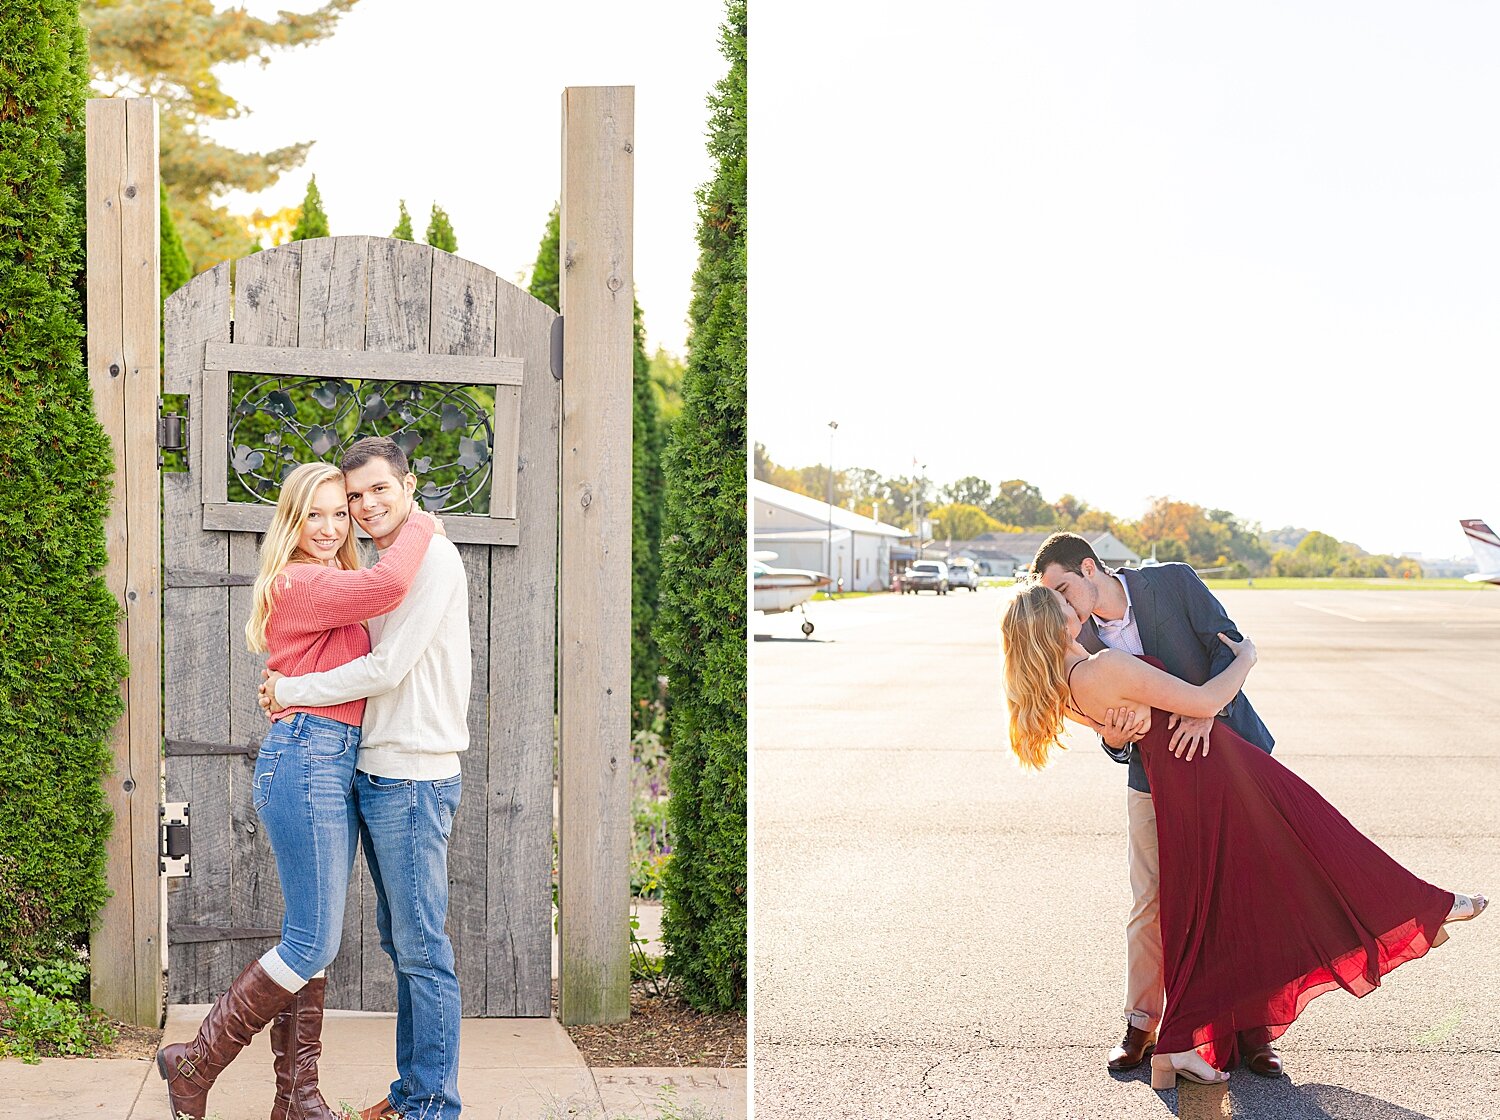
[
  {"xmin": 1003, "ymin": 533, "xmax": 1486, "ymax": 1090},
  {"xmin": 158, "ymin": 437, "xmax": 467, "ymax": 1120}
]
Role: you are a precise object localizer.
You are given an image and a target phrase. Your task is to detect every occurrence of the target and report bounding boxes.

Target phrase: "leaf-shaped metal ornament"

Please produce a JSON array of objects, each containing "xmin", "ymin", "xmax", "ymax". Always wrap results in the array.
[
  {"xmin": 306, "ymin": 425, "xmax": 339, "ymax": 457},
  {"xmin": 361, "ymin": 393, "xmax": 389, "ymax": 422},
  {"xmin": 458, "ymin": 437, "xmax": 489, "ymax": 469},
  {"xmin": 413, "ymin": 456, "xmax": 433, "ymax": 474},
  {"xmin": 231, "ymin": 445, "xmax": 265, "ymax": 473},
  {"xmin": 311, "ymin": 381, "xmax": 342, "ymax": 409},
  {"xmin": 440, "ymin": 402, "xmax": 466, "ymax": 432},
  {"xmin": 419, "ymin": 481, "xmax": 446, "ymax": 500},
  {"xmin": 265, "ymin": 390, "xmax": 297, "ymax": 419}
]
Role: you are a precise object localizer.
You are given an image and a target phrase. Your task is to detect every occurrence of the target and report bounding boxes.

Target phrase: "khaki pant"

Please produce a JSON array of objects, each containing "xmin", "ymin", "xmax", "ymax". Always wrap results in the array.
[{"xmin": 1125, "ymin": 788, "xmax": 1164, "ymax": 1031}]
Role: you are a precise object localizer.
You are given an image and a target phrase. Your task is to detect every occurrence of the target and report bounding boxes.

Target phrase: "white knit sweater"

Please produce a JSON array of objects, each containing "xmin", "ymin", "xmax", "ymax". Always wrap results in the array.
[{"xmin": 276, "ymin": 536, "xmax": 471, "ymax": 780}]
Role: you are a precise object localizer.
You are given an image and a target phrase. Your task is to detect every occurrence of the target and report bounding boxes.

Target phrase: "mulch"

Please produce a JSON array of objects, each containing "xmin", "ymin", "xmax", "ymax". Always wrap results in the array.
[{"xmin": 559, "ymin": 979, "xmax": 747, "ymax": 1068}]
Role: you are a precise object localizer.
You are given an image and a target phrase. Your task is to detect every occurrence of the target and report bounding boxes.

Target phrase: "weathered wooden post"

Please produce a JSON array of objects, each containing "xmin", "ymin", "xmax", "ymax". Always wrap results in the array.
[
  {"xmin": 84, "ymin": 97, "xmax": 165, "ymax": 1026},
  {"xmin": 558, "ymin": 85, "xmax": 634, "ymax": 1024}
]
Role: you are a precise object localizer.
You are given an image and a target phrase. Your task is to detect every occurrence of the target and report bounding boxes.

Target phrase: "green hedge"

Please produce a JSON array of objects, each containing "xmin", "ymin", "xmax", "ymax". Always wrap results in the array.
[
  {"xmin": 0, "ymin": 0, "xmax": 129, "ymax": 967},
  {"xmin": 656, "ymin": 0, "xmax": 747, "ymax": 1013}
]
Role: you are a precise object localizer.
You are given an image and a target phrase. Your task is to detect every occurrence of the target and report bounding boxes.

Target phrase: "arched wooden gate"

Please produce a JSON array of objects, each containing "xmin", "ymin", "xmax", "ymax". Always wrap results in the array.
[{"xmin": 161, "ymin": 236, "xmax": 558, "ymax": 1014}]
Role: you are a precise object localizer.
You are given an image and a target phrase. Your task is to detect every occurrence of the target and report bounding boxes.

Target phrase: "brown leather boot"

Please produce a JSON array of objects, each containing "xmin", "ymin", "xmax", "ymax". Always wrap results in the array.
[
  {"xmin": 270, "ymin": 976, "xmax": 339, "ymax": 1120},
  {"xmin": 1107, "ymin": 1023, "xmax": 1157, "ymax": 1071},
  {"xmin": 156, "ymin": 959, "xmax": 297, "ymax": 1120}
]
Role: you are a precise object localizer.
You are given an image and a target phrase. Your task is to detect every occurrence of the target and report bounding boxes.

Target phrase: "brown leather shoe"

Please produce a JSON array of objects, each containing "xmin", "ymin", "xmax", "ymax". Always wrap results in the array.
[
  {"xmin": 1107, "ymin": 1023, "xmax": 1157, "ymax": 1071},
  {"xmin": 270, "ymin": 977, "xmax": 338, "ymax": 1120},
  {"xmin": 1243, "ymin": 1041, "xmax": 1283, "ymax": 1077},
  {"xmin": 157, "ymin": 959, "xmax": 296, "ymax": 1120},
  {"xmin": 359, "ymin": 1098, "xmax": 403, "ymax": 1120}
]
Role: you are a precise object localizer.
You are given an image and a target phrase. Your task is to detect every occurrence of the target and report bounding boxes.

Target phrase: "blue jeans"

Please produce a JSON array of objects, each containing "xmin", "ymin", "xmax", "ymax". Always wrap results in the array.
[
  {"xmin": 356, "ymin": 771, "xmax": 463, "ymax": 1119},
  {"xmin": 252, "ymin": 713, "xmax": 361, "ymax": 980}
]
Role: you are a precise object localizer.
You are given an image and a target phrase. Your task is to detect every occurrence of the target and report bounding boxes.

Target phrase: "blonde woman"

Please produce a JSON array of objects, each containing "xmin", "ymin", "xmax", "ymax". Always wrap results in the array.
[
  {"xmin": 159, "ymin": 461, "xmax": 436, "ymax": 1120},
  {"xmin": 1000, "ymin": 583, "xmax": 1486, "ymax": 1091}
]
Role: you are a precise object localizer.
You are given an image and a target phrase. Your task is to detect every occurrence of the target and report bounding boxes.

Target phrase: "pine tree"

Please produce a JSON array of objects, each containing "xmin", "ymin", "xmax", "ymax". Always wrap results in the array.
[
  {"xmin": 0, "ymin": 0, "xmax": 129, "ymax": 967},
  {"xmin": 528, "ymin": 204, "xmax": 663, "ymax": 729},
  {"xmin": 392, "ymin": 199, "xmax": 414, "ymax": 241},
  {"xmin": 655, "ymin": 0, "xmax": 747, "ymax": 1013},
  {"xmin": 290, "ymin": 174, "xmax": 330, "ymax": 241},
  {"xmin": 425, "ymin": 203, "xmax": 457, "ymax": 252}
]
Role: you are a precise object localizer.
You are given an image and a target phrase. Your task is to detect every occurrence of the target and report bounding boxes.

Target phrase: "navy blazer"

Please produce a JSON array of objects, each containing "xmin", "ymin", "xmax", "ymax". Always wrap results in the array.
[{"xmin": 1079, "ymin": 564, "xmax": 1274, "ymax": 793}]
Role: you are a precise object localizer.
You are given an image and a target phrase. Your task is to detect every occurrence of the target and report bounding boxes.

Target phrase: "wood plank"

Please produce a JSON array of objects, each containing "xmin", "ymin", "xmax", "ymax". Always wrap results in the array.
[
  {"xmin": 121, "ymin": 97, "xmax": 165, "ymax": 1025},
  {"xmin": 488, "ymin": 279, "xmax": 561, "ymax": 1015},
  {"xmin": 493, "ymin": 384, "xmax": 521, "ymax": 521},
  {"xmin": 228, "ymin": 248, "xmax": 301, "ymax": 972},
  {"xmin": 366, "ymin": 239, "xmax": 434, "ymax": 353},
  {"xmin": 295, "ymin": 233, "xmax": 371, "ymax": 1011},
  {"xmin": 202, "ymin": 501, "xmax": 518, "ymax": 545},
  {"xmin": 428, "ymin": 250, "xmax": 498, "ymax": 1014},
  {"xmin": 162, "ymin": 264, "xmax": 233, "ymax": 1004},
  {"xmin": 558, "ymin": 85, "xmax": 635, "ymax": 1024},
  {"xmin": 450, "ymin": 544, "xmax": 491, "ymax": 1014},
  {"xmin": 203, "ymin": 342, "xmax": 521, "ymax": 386},
  {"xmin": 84, "ymin": 96, "xmax": 134, "ymax": 1022},
  {"xmin": 296, "ymin": 235, "xmax": 368, "ymax": 350}
]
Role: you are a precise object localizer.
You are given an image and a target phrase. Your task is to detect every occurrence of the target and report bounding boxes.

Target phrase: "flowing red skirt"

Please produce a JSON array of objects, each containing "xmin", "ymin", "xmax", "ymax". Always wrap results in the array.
[{"xmin": 1139, "ymin": 666, "xmax": 1452, "ymax": 1070}]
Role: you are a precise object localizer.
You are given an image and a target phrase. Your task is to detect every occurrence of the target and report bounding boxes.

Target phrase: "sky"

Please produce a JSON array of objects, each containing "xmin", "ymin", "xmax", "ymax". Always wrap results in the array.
[
  {"xmin": 751, "ymin": 2, "xmax": 1499, "ymax": 560},
  {"xmin": 197, "ymin": 0, "xmax": 724, "ymax": 358}
]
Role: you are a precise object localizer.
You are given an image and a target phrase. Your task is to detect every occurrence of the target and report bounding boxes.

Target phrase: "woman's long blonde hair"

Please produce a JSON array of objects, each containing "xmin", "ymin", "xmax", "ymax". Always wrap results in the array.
[
  {"xmin": 245, "ymin": 462, "xmax": 361, "ymax": 652},
  {"xmin": 1001, "ymin": 584, "xmax": 1073, "ymax": 770}
]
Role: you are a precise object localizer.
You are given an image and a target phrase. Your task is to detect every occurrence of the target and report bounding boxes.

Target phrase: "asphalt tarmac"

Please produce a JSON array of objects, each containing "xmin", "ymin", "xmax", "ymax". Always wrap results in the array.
[{"xmin": 752, "ymin": 586, "xmax": 1500, "ymax": 1119}]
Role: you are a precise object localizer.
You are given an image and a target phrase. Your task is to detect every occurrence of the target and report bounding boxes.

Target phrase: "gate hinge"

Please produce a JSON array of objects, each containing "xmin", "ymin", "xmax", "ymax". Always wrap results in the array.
[
  {"xmin": 550, "ymin": 315, "xmax": 564, "ymax": 381},
  {"xmin": 161, "ymin": 802, "xmax": 190, "ymax": 878},
  {"xmin": 158, "ymin": 398, "xmax": 189, "ymax": 466}
]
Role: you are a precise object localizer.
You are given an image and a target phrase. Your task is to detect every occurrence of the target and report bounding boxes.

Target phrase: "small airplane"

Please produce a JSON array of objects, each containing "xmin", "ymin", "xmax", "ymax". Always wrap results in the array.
[
  {"xmin": 753, "ymin": 551, "xmax": 832, "ymax": 636},
  {"xmin": 1459, "ymin": 520, "xmax": 1500, "ymax": 585}
]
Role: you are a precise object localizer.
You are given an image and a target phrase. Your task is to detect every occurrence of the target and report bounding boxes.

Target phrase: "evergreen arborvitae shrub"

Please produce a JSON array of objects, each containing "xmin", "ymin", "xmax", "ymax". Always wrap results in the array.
[
  {"xmin": 425, "ymin": 203, "xmax": 457, "ymax": 252},
  {"xmin": 160, "ymin": 183, "xmax": 191, "ymax": 301},
  {"xmin": 631, "ymin": 300, "xmax": 663, "ymax": 728},
  {"xmin": 0, "ymin": 0, "xmax": 129, "ymax": 968},
  {"xmin": 290, "ymin": 173, "xmax": 329, "ymax": 241},
  {"xmin": 656, "ymin": 0, "xmax": 747, "ymax": 1013},
  {"xmin": 528, "ymin": 204, "xmax": 663, "ymax": 727},
  {"xmin": 391, "ymin": 199, "xmax": 414, "ymax": 241}
]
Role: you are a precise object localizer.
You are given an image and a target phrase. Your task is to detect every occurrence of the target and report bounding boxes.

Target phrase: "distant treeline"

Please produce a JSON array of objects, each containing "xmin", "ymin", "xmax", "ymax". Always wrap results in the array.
[{"xmin": 754, "ymin": 445, "xmax": 1421, "ymax": 580}]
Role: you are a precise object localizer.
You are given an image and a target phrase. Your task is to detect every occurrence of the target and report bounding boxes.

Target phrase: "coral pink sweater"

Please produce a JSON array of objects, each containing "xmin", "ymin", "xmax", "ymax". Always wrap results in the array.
[{"xmin": 263, "ymin": 511, "xmax": 436, "ymax": 727}]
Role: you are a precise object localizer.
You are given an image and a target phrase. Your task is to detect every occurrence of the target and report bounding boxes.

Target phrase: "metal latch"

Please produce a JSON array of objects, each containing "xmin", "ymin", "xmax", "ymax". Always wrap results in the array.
[
  {"xmin": 550, "ymin": 315, "xmax": 564, "ymax": 381},
  {"xmin": 158, "ymin": 399, "xmax": 189, "ymax": 466},
  {"xmin": 161, "ymin": 802, "xmax": 190, "ymax": 878}
]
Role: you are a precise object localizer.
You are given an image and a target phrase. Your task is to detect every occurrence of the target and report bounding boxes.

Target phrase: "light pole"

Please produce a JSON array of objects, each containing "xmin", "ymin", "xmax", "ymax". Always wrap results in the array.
[
  {"xmin": 825, "ymin": 420, "xmax": 838, "ymax": 584},
  {"xmin": 915, "ymin": 463, "xmax": 927, "ymax": 560}
]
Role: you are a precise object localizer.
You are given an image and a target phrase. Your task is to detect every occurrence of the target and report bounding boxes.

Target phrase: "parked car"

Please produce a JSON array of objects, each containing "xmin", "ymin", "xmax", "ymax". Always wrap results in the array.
[
  {"xmin": 947, "ymin": 561, "xmax": 979, "ymax": 591},
  {"xmin": 902, "ymin": 560, "xmax": 950, "ymax": 594}
]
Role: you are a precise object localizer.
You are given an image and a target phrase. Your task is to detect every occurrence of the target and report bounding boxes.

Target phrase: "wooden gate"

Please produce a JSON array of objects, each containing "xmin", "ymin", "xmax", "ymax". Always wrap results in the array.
[{"xmin": 161, "ymin": 236, "xmax": 558, "ymax": 1014}]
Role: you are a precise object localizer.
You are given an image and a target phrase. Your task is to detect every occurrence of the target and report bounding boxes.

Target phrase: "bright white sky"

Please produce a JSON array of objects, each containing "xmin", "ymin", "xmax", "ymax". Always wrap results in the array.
[
  {"xmin": 202, "ymin": 0, "xmax": 724, "ymax": 358},
  {"xmin": 752, "ymin": 2, "xmax": 1499, "ymax": 560}
]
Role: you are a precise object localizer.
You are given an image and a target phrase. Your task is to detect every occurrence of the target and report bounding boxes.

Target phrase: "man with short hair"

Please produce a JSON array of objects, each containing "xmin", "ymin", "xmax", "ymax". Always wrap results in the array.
[
  {"xmin": 262, "ymin": 435, "xmax": 470, "ymax": 1119},
  {"xmin": 1031, "ymin": 532, "xmax": 1281, "ymax": 1079}
]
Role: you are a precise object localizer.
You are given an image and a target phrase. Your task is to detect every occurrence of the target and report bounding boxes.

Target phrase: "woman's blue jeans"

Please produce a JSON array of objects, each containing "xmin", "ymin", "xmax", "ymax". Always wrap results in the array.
[{"xmin": 252, "ymin": 712, "xmax": 361, "ymax": 981}]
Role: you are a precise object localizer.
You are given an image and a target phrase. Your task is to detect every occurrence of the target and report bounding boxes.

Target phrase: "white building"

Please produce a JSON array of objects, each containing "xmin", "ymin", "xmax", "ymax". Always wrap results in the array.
[{"xmin": 752, "ymin": 479, "xmax": 907, "ymax": 591}]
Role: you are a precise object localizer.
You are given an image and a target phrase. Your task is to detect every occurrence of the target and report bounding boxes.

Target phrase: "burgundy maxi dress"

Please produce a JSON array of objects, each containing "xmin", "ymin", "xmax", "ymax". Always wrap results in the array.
[{"xmin": 1126, "ymin": 656, "xmax": 1453, "ymax": 1071}]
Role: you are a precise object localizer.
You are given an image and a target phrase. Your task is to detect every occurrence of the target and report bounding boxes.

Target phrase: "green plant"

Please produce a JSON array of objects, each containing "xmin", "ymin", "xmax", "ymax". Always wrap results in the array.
[
  {"xmin": 631, "ymin": 728, "xmax": 673, "ymax": 900},
  {"xmin": 629, "ymin": 914, "xmax": 671, "ymax": 998},
  {"xmin": 0, "ymin": 949, "xmax": 115, "ymax": 1063},
  {"xmin": 425, "ymin": 202, "xmax": 457, "ymax": 252},
  {"xmin": 391, "ymin": 199, "xmax": 414, "ymax": 241},
  {"xmin": 290, "ymin": 173, "xmax": 330, "ymax": 240},
  {"xmin": 654, "ymin": 0, "xmax": 747, "ymax": 1015},
  {"xmin": 0, "ymin": 0, "xmax": 130, "ymax": 974}
]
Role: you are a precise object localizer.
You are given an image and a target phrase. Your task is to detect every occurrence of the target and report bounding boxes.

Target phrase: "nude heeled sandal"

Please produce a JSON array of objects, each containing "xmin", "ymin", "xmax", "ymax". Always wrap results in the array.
[
  {"xmin": 1435, "ymin": 892, "xmax": 1488, "ymax": 947},
  {"xmin": 1150, "ymin": 1053, "xmax": 1230, "ymax": 1090}
]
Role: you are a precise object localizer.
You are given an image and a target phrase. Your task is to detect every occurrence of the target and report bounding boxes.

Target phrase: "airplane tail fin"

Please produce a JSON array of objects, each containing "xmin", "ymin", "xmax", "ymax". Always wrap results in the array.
[{"xmin": 1459, "ymin": 519, "xmax": 1500, "ymax": 579}]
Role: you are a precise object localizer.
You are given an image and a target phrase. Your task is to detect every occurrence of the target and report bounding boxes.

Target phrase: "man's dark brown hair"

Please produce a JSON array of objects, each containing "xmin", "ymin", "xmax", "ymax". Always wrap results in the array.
[
  {"xmin": 339, "ymin": 435, "xmax": 410, "ymax": 478},
  {"xmin": 1032, "ymin": 532, "xmax": 1101, "ymax": 578}
]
